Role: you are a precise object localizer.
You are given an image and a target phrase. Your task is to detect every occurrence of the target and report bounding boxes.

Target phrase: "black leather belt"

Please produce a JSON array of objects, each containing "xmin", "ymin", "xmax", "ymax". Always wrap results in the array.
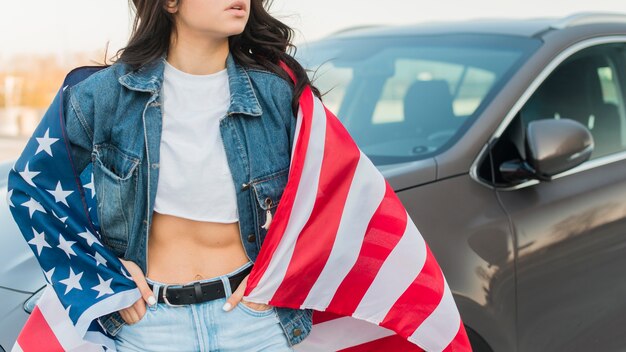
[{"xmin": 148, "ymin": 265, "xmax": 252, "ymax": 306}]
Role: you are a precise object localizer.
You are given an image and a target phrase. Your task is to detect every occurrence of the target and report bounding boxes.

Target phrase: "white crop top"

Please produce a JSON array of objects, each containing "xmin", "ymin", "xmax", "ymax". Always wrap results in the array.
[{"xmin": 153, "ymin": 60, "xmax": 239, "ymax": 222}]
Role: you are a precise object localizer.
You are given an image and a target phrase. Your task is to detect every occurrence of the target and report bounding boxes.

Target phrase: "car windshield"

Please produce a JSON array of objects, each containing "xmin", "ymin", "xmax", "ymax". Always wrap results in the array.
[{"xmin": 295, "ymin": 33, "xmax": 542, "ymax": 165}]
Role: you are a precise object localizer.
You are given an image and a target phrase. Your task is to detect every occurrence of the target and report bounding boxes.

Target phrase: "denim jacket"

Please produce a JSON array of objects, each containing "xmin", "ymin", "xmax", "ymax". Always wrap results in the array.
[{"xmin": 62, "ymin": 51, "xmax": 312, "ymax": 345}]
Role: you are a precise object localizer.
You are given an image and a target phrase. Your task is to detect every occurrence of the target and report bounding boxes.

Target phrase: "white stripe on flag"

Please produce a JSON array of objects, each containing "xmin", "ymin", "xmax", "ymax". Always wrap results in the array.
[
  {"xmin": 353, "ymin": 213, "xmax": 428, "ymax": 324},
  {"xmin": 76, "ymin": 287, "xmax": 140, "ymax": 339},
  {"xmin": 294, "ymin": 316, "xmax": 396, "ymax": 352},
  {"xmin": 409, "ymin": 281, "xmax": 462, "ymax": 352},
  {"xmin": 290, "ymin": 104, "xmax": 303, "ymax": 166},
  {"xmin": 301, "ymin": 151, "xmax": 386, "ymax": 310},
  {"xmin": 36, "ymin": 286, "xmax": 102, "ymax": 352},
  {"xmin": 248, "ymin": 93, "xmax": 327, "ymax": 300}
]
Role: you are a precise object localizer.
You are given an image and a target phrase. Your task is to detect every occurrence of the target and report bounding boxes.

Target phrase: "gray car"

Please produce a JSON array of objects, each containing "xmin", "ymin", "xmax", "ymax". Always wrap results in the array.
[{"xmin": 3, "ymin": 12, "xmax": 626, "ymax": 352}]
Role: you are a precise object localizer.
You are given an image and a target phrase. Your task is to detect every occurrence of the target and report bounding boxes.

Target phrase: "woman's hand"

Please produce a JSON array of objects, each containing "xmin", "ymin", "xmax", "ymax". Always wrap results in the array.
[
  {"xmin": 118, "ymin": 258, "xmax": 157, "ymax": 324},
  {"xmin": 222, "ymin": 274, "xmax": 273, "ymax": 312}
]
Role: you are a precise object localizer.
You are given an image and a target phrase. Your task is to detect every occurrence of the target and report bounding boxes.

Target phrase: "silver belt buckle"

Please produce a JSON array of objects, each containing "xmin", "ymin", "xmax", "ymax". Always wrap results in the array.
[{"xmin": 161, "ymin": 284, "xmax": 186, "ymax": 307}]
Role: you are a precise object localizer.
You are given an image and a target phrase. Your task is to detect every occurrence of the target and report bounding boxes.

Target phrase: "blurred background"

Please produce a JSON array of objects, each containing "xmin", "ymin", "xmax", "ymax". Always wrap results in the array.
[{"xmin": 0, "ymin": 0, "xmax": 624, "ymax": 161}]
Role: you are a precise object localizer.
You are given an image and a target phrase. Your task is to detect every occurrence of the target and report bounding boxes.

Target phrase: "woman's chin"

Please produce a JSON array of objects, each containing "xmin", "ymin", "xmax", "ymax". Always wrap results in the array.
[
  {"xmin": 201, "ymin": 24, "xmax": 247, "ymax": 39},
  {"xmin": 223, "ymin": 23, "xmax": 246, "ymax": 37}
]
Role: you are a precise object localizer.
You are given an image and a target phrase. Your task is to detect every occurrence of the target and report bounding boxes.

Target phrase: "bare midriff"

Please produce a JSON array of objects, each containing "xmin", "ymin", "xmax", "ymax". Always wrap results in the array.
[{"xmin": 145, "ymin": 210, "xmax": 250, "ymax": 284}]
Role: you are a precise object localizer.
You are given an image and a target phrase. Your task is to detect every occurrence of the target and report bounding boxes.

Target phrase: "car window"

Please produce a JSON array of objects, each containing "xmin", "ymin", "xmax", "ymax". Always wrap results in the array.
[
  {"xmin": 371, "ymin": 59, "xmax": 496, "ymax": 125},
  {"xmin": 309, "ymin": 65, "xmax": 353, "ymax": 117},
  {"xmin": 520, "ymin": 43, "xmax": 626, "ymax": 159},
  {"xmin": 299, "ymin": 34, "xmax": 542, "ymax": 165}
]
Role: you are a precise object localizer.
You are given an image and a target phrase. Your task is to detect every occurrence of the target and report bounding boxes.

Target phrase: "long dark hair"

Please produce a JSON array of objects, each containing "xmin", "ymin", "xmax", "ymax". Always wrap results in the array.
[{"xmin": 115, "ymin": 0, "xmax": 322, "ymax": 117}]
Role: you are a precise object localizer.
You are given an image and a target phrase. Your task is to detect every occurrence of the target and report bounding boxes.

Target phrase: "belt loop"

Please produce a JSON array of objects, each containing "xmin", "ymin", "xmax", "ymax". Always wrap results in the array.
[
  {"xmin": 221, "ymin": 276, "xmax": 233, "ymax": 296},
  {"xmin": 193, "ymin": 281, "xmax": 203, "ymax": 303},
  {"xmin": 149, "ymin": 282, "xmax": 160, "ymax": 311}
]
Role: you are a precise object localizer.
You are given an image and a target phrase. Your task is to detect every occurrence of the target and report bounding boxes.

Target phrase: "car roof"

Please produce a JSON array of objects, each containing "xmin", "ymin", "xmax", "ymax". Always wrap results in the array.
[{"xmin": 326, "ymin": 12, "xmax": 626, "ymax": 39}]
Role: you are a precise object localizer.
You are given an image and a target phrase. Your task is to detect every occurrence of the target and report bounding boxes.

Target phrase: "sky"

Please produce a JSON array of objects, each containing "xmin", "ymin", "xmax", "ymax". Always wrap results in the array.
[{"xmin": 0, "ymin": 0, "xmax": 624, "ymax": 57}]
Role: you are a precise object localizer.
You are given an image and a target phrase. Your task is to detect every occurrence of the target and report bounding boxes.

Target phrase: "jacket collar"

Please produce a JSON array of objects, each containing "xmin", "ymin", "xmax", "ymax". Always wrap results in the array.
[{"xmin": 118, "ymin": 51, "xmax": 262, "ymax": 117}]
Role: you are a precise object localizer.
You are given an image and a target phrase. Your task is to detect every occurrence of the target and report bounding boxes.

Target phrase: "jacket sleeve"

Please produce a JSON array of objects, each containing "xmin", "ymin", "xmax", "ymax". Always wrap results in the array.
[
  {"xmin": 271, "ymin": 77, "xmax": 298, "ymax": 159},
  {"xmin": 63, "ymin": 81, "xmax": 132, "ymax": 336},
  {"xmin": 63, "ymin": 82, "xmax": 94, "ymax": 176}
]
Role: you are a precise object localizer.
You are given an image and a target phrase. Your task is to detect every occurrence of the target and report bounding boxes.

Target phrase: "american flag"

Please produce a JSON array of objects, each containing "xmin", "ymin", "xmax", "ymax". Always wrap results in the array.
[
  {"xmin": 6, "ymin": 61, "xmax": 471, "ymax": 351},
  {"xmin": 242, "ymin": 62, "xmax": 471, "ymax": 351},
  {"xmin": 6, "ymin": 69, "xmax": 141, "ymax": 351}
]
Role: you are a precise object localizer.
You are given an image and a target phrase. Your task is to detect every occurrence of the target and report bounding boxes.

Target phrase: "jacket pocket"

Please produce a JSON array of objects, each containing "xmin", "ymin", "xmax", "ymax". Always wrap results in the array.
[
  {"xmin": 91, "ymin": 142, "xmax": 140, "ymax": 257},
  {"xmin": 250, "ymin": 167, "xmax": 289, "ymax": 245}
]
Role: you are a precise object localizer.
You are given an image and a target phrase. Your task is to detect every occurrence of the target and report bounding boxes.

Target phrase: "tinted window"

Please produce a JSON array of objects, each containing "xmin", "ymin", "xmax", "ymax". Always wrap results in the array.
[
  {"xmin": 520, "ymin": 43, "xmax": 626, "ymax": 159},
  {"xmin": 297, "ymin": 34, "xmax": 541, "ymax": 165}
]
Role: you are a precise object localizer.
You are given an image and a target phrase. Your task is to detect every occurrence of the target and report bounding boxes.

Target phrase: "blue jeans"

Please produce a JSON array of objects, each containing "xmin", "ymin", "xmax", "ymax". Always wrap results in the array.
[{"xmin": 113, "ymin": 261, "xmax": 294, "ymax": 351}]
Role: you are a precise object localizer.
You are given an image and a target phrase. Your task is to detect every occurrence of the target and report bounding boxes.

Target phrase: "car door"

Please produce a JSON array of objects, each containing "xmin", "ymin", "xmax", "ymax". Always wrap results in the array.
[{"xmin": 493, "ymin": 42, "xmax": 626, "ymax": 351}]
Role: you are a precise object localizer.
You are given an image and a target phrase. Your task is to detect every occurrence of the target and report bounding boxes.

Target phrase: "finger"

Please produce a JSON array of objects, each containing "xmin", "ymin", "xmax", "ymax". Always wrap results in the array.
[
  {"xmin": 132, "ymin": 276, "xmax": 156, "ymax": 307},
  {"xmin": 223, "ymin": 275, "xmax": 248, "ymax": 312},
  {"xmin": 126, "ymin": 307, "xmax": 139, "ymax": 324},
  {"xmin": 134, "ymin": 298, "xmax": 147, "ymax": 319},
  {"xmin": 242, "ymin": 298, "xmax": 272, "ymax": 311},
  {"xmin": 118, "ymin": 295, "xmax": 141, "ymax": 324},
  {"xmin": 119, "ymin": 309, "xmax": 132, "ymax": 324},
  {"xmin": 120, "ymin": 259, "xmax": 156, "ymax": 306}
]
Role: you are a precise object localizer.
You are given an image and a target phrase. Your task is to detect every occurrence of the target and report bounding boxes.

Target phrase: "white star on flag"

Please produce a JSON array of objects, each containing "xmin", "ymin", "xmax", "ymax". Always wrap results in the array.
[
  {"xmin": 35, "ymin": 128, "xmax": 60, "ymax": 157},
  {"xmin": 6, "ymin": 189, "xmax": 14, "ymax": 208},
  {"xmin": 91, "ymin": 275, "xmax": 114, "ymax": 299},
  {"xmin": 52, "ymin": 209, "xmax": 69, "ymax": 224},
  {"xmin": 83, "ymin": 174, "xmax": 95, "ymax": 199},
  {"xmin": 77, "ymin": 228, "xmax": 98, "ymax": 246},
  {"xmin": 46, "ymin": 181, "xmax": 73, "ymax": 207},
  {"xmin": 59, "ymin": 268, "xmax": 83, "ymax": 295},
  {"xmin": 88, "ymin": 252, "xmax": 108, "ymax": 267},
  {"xmin": 21, "ymin": 197, "xmax": 47, "ymax": 218},
  {"xmin": 28, "ymin": 228, "xmax": 52, "ymax": 256},
  {"xmin": 44, "ymin": 268, "xmax": 55, "ymax": 284},
  {"xmin": 57, "ymin": 234, "xmax": 77, "ymax": 259},
  {"xmin": 19, "ymin": 162, "xmax": 40, "ymax": 188}
]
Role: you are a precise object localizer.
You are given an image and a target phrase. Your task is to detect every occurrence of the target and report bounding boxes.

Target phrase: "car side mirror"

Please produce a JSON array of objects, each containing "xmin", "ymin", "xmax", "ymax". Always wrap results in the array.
[{"xmin": 500, "ymin": 119, "xmax": 594, "ymax": 182}]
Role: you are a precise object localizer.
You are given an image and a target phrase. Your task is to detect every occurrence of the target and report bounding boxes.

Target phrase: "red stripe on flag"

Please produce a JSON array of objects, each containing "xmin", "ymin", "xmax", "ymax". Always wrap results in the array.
[
  {"xmin": 337, "ymin": 334, "xmax": 425, "ymax": 352},
  {"xmin": 380, "ymin": 246, "xmax": 445, "ymax": 338},
  {"xmin": 245, "ymin": 85, "xmax": 315, "ymax": 293},
  {"xmin": 325, "ymin": 182, "xmax": 408, "ymax": 315},
  {"xmin": 312, "ymin": 310, "xmax": 346, "ymax": 324},
  {"xmin": 270, "ymin": 107, "xmax": 361, "ymax": 306},
  {"xmin": 16, "ymin": 306, "xmax": 64, "ymax": 352},
  {"xmin": 443, "ymin": 320, "xmax": 472, "ymax": 352}
]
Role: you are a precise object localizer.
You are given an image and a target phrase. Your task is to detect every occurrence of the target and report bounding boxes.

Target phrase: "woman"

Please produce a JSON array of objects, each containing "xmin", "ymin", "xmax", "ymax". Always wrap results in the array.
[{"xmin": 63, "ymin": 0, "xmax": 322, "ymax": 350}]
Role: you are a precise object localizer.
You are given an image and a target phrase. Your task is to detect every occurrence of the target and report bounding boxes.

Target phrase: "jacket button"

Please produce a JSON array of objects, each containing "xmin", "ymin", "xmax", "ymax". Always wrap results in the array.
[
  {"xmin": 151, "ymin": 163, "xmax": 159, "ymax": 169},
  {"xmin": 247, "ymin": 234, "xmax": 256, "ymax": 242},
  {"xmin": 292, "ymin": 328, "xmax": 302, "ymax": 337}
]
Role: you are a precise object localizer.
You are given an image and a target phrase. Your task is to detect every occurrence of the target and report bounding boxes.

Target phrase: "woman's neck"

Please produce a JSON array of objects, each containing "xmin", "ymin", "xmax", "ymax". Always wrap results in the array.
[{"xmin": 166, "ymin": 29, "xmax": 230, "ymax": 75}]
